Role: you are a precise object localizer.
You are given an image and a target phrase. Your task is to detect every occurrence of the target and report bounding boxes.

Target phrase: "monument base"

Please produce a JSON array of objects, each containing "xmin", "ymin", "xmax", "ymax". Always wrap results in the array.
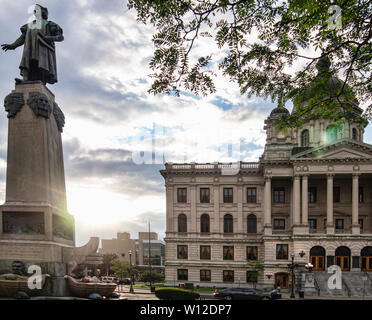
[
  {"xmin": 0, "ymin": 82, "xmax": 102, "ymax": 297},
  {"xmin": 0, "ymin": 240, "xmax": 71, "ymax": 296}
]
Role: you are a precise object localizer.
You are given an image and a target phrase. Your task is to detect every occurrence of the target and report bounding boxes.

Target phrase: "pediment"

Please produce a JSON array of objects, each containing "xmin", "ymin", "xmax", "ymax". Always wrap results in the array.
[{"xmin": 291, "ymin": 139, "xmax": 372, "ymax": 160}]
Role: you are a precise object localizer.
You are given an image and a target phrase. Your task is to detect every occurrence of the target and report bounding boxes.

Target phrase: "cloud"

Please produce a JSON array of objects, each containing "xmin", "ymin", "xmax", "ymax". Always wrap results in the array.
[
  {"xmin": 0, "ymin": 0, "xmax": 370, "ymax": 248},
  {"xmin": 75, "ymin": 211, "xmax": 165, "ymax": 247}
]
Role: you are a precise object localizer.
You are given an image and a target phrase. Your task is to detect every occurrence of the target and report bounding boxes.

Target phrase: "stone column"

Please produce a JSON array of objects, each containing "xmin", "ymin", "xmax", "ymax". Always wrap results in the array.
[
  {"xmin": 190, "ymin": 185, "xmax": 197, "ymax": 234},
  {"xmin": 237, "ymin": 185, "xmax": 243, "ymax": 234},
  {"xmin": 326, "ymin": 174, "xmax": 334, "ymax": 234},
  {"xmin": 293, "ymin": 176, "xmax": 301, "ymax": 226},
  {"xmin": 166, "ymin": 185, "xmax": 174, "ymax": 233},
  {"xmin": 302, "ymin": 175, "xmax": 309, "ymax": 226},
  {"xmin": 213, "ymin": 185, "xmax": 220, "ymax": 233},
  {"xmin": 264, "ymin": 177, "xmax": 272, "ymax": 235},
  {"xmin": 352, "ymin": 174, "xmax": 360, "ymax": 234}
]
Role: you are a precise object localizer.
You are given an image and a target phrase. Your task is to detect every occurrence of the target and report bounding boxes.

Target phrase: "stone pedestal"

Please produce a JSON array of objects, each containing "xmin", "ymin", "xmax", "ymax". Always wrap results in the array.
[
  {"xmin": 302, "ymin": 273, "xmax": 318, "ymax": 296},
  {"xmin": 0, "ymin": 82, "xmax": 74, "ymax": 296}
]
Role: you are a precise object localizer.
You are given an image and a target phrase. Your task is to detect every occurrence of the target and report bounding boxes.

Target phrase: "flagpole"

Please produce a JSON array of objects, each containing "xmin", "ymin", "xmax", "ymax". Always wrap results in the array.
[{"xmin": 149, "ymin": 220, "xmax": 152, "ymax": 291}]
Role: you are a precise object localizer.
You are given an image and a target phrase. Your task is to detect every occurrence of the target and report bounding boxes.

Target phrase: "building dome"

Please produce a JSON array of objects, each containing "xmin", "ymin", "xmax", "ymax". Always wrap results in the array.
[
  {"xmin": 270, "ymin": 106, "xmax": 290, "ymax": 117},
  {"xmin": 296, "ymin": 56, "xmax": 358, "ymax": 106}
]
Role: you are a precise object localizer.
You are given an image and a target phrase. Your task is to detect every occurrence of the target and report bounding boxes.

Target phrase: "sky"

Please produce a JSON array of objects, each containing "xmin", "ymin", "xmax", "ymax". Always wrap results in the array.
[{"xmin": 0, "ymin": 0, "xmax": 371, "ymax": 246}]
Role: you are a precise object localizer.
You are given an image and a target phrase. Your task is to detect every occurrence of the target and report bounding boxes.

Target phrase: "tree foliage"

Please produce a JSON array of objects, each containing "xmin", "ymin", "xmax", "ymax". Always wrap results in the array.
[
  {"xmin": 246, "ymin": 260, "xmax": 264, "ymax": 286},
  {"xmin": 110, "ymin": 259, "xmax": 130, "ymax": 278},
  {"xmin": 128, "ymin": 0, "xmax": 371, "ymax": 127},
  {"xmin": 101, "ymin": 253, "xmax": 118, "ymax": 275}
]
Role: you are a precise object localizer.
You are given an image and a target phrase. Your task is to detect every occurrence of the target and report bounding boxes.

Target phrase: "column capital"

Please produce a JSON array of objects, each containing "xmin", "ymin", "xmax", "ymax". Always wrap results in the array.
[
  {"xmin": 302, "ymin": 174, "xmax": 310, "ymax": 178},
  {"xmin": 352, "ymin": 173, "xmax": 361, "ymax": 177},
  {"xmin": 264, "ymin": 176, "xmax": 272, "ymax": 181},
  {"xmin": 327, "ymin": 173, "xmax": 335, "ymax": 178},
  {"xmin": 293, "ymin": 175, "xmax": 301, "ymax": 180}
]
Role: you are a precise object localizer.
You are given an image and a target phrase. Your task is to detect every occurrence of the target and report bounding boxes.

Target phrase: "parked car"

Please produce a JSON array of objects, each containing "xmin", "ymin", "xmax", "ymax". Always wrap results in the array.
[
  {"xmin": 101, "ymin": 276, "xmax": 116, "ymax": 283},
  {"xmin": 213, "ymin": 288, "xmax": 281, "ymax": 300},
  {"xmin": 118, "ymin": 278, "xmax": 131, "ymax": 285}
]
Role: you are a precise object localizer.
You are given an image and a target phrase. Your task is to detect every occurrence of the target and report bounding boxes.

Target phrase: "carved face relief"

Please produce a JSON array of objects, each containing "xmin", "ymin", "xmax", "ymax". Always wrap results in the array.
[
  {"xmin": 53, "ymin": 103, "xmax": 65, "ymax": 132},
  {"xmin": 27, "ymin": 92, "xmax": 51, "ymax": 118},
  {"xmin": 4, "ymin": 93, "xmax": 24, "ymax": 118},
  {"xmin": 11, "ymin": 260, "xmax": 26, "ymax": 276}
]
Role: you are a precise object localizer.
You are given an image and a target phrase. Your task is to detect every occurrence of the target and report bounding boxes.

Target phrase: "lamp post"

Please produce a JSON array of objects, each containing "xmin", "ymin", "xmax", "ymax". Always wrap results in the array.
[
  {"xmin": 288, "ymin": 251, "xmax": 306, "ymax": 298},
  {"xmin": 129, "ymin": 250, "xmax": 134, "ymax": 293},
  {"xmin": 289, "ymin": 253, "xmax": 296, "ymax": 298}
]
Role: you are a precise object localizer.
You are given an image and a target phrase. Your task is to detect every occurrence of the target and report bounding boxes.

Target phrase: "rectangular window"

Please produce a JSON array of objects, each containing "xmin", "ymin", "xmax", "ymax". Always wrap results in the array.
[
  {"xmin": 177, "ymin": 269, "xmax": 188, "ymax": 281},
  {"xmin": 309, "ymin": 219, "xmax": 317, "ymax": 230},
  {"xmin": 308, "ymin": 187, "xmax": 317, "ymax": 203},
  {"xmin": 359, "ymin": 219, "xmax": 363, "ymax": 230},
  {"xmin": 273, "ymin": 188, "xmax": 285, "ymax": 203},
  {"xmin": 324, "ymin": 218, "xmax": 327, "ymax": 228},
  {"xmin": 200, "ymin": 246, "xmax": 211, "ymax": 260},
  {"xmin": 359, "ymin": 187, "xmax": 364, "ymax": 203},
  {"xmin": 200, "ymin": 270, "xmax": 211, "ymax": 282},
  {"xmin": 200, "ymin": 188, "xmax": 210, "ymax": 203},
  {"xmin": 223, "ymin": 188, "xmax": 233, "ymax": 203},
  {"xmin": 247, "ymin": 188, "xmax": 257, "ymax": 203},
  {"xmin": 177, "ymin": 188, "xmax": 187, "ymax": 203},
  {"xmin": 352, "ymin": 256, "xmax": 360, "ymax": 269},
  {"xmin": 335, "ymin": 219, "xmax": 344, "ymax": 230},
  {"xmin": 246, "ymin": 246, "xmax": 258, "ymax": 260},
  {"xmin": 276, "ymin": 244, "xmax": 288, "ymax": 260},
  {"xmin": 333, "ymin": 186, "xmax": 340, "ymax": 203},
  {"xmin": 177, "ymin": 245, "xmax": 188, "ymax": 259},
  {"xmin": 274, "ymin": 219, "xmax": 285, "ymax": 230},
  {"xmin": 223, "ymin": 270, "xmax": 234, "ymax": 282},
  {"xmin": 223, "ymin": 246, "xmax": 234, "ymax": 260},
  {"xmin": 327, "ymin": 256, "xmax": 335, "ymax": 267}
]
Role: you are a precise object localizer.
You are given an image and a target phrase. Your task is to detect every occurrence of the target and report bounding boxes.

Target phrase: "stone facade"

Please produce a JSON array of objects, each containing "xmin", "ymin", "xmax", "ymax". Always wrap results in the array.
[{"xmin": 160, "ymin": 103, "xmax": 372, "ymax": 289}]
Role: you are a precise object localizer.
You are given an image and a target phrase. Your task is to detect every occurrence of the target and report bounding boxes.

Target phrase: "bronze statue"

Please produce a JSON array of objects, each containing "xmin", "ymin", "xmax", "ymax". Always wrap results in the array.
[{"xmin": 1, "ymin": 4, "xmax": 64, "ymax": 85}]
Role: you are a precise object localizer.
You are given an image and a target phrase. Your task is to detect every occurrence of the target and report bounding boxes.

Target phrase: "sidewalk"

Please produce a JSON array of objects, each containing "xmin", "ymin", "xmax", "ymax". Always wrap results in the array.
[{"xmin": 116, "ymin": 286, "xmax": 158, "ymax": 300}]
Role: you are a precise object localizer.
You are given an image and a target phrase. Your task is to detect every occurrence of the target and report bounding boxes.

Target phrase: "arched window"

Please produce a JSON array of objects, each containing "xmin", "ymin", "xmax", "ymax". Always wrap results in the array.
[
  {"xmin": 301, "ymin": 130, "xmax": 310, "ymax": 147},
  {"xmin": 224, "ymin": 214, "xmax": 233, "ymax": 233},
  {"xmin": 326, "ymin": 125, "xmax": 339, "ymax": 143},
  {"xmin": 200, "ymin": 214, "xmax": 210, "ymax": 233},
  {"xmin": 352, "ymin": 128, "xmax": 358, "ymax": 140},
  {"xmin": 247, "ymin": 214, "xmax": 257, "ymax": 234},
  {"xmin": 178, "ymin": 214, "xmax": 187, "ymax": 233}
]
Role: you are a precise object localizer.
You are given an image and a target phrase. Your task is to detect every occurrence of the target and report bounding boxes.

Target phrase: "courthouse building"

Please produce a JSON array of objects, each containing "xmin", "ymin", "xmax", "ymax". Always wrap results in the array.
[{"xmin": 160, "ymin": 63, "xmax": 372, "ymax": 289}]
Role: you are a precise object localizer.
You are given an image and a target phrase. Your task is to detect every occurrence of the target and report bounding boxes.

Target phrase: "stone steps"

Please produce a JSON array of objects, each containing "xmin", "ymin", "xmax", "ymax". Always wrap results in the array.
[{"xmin": 312, "ymin": 271, "xmax": 372, "ymax": 298}]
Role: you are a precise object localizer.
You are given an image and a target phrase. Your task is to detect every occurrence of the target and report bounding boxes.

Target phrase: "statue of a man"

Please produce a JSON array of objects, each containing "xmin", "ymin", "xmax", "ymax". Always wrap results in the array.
[{"xmin": 1, "ymin": 4, "xmax": 64, "ymax": 85}]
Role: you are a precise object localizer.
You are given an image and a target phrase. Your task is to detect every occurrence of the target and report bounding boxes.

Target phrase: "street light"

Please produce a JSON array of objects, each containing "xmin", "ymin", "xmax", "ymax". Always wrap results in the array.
[
  {"xmin": 288, "ymin": 251, "xmax": 306, "ymax": 298},
  {"xmin": 129, "ymin": 250, "xmax": 134, "ymax": 293},
  {"xmin": 305, "ymin": 263, "xmax": 313, "ymax": 273},
  {"xmin": 288, "ymin": 253, "xmax": 296, "ymax": 298}
]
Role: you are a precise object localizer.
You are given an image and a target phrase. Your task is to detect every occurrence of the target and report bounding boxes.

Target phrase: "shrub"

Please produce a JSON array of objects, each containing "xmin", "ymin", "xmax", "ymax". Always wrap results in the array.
[
  {"xmin": 139, "ymin": 271, "xmax": 165, "ymax": 283},
  {"xmin": 155, "ymin": 288, "xmax": 200, "ymax": 300}
]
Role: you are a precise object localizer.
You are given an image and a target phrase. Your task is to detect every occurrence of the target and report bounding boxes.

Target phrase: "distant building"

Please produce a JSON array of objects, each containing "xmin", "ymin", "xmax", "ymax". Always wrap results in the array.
[{"xmin": 100, "ymin": 232, "xmax": 165, "ymax": 269}]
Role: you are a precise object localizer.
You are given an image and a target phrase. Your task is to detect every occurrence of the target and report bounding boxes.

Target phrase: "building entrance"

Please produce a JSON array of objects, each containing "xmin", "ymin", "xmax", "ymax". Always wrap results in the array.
[
  {"xmin": 335, "ymin": 246, "xmax": 351, "ymax": 271},
  {"xmin": 275, "ymin": 273, "xmax": 289, "ymax": 289},
  {"xmin": 310, "ymin": 246, "xmax": 326, "ymax": 271},
  {"xmin": 361, "ymin": 247, "xmax": 372, "ymax": 271}
]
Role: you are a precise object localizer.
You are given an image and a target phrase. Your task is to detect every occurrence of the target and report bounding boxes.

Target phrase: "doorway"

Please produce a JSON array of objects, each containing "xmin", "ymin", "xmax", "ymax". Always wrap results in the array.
[
  {"xmin": 335, "ymin": 246, "xmax": 351, "ymax": 271},
  {"xmin": 361, "ymin": 247, "xmax": 372, "ymax": 271},
  {"xmin": 275, "ymin": 273, "xmax": 289, "ymax": 289},
  {"xmin": 310, "ymin": 246, "xmax": 326, "ymax": 271}
]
